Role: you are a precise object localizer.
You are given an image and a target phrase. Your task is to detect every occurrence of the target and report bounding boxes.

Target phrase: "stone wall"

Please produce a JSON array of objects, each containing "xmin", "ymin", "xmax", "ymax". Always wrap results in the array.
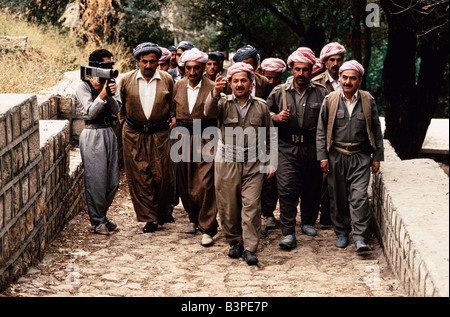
[
  {"xmin": 0, "ymin": 94, "xmax": 86, "ymax": 292},
  {"xmin": 371, "ymin": 140, "xmax": 449, "ymax": 297}
]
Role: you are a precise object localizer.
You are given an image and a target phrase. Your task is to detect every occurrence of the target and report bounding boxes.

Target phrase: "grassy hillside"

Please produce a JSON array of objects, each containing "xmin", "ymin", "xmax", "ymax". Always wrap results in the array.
[{"xmin": 0, "ymin": 11, "xmax": 131, "ymax": 94}]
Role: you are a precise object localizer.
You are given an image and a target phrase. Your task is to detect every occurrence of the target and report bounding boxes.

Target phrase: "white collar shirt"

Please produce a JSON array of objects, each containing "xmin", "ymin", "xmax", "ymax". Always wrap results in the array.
[
  {"xmin": 136, "ymin": 69, "xmax": 161, "ymax": 120},
  {"xmin": 327, "ymin": 71, "xmax": 341, "ymax": 91},
  {"xmin": 343, "ymin": 90, "xmax": 359, "ymax": 117},
  {"xmin": 187, "ymin": 80, "xmax": 202, "ymax": 114}
]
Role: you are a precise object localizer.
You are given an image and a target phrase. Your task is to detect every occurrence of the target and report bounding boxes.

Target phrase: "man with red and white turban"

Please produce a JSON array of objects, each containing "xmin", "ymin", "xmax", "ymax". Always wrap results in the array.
[
  {"xmin": 204, "ymin": 61, "xmax": 277, "ymax": 265},
  {"xmin": 259, "ymin": 56, "xmax": 288, "ymax": 231},
  {"xmin": 266, "ymin": 47, "xmax": 328, "ymax": 250},
  {"xmin": 171, "ymin": 47, "xmax": 219, "ymax": 247},
  {"xmin": 313, "ymin": 42, "xmax": 346, "ymax": 93},
  {"xmin": 261, "ymin": 57, "xmax": 287, "ymax": 91},
  {"xmin": 317, "ymin": 59, "xmax": 384, "ymax": 252},
  {"xmin": 168, "ymin": 40, "xmax": 195, "ymax": 82},
  {"xmin": 312, "ymin": 42, "xmax": 347, "ymax": 227},
  {"xmin": 157, "ymin": 47, "xmax": 171, "ymax": 72}
]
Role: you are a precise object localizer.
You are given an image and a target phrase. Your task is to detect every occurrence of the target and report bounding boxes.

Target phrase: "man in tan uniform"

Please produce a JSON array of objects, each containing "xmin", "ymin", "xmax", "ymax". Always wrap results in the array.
[
  {"xmin": 172, "ymin": 48, "xmax": 218, "ymax": 247},
  {"xmin": 205, "ymin": 62, "xmax": 277, "ymax": 265},
  {"xmin": 119, "ymin": 42, "xmax": 175, "ymax": 233}
]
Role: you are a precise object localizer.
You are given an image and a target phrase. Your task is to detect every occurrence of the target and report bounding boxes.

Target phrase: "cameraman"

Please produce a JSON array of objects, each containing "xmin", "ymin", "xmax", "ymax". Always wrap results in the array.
[{"xmin": 75, "ymin": 49, "xmax": 122, "ymax": 235}]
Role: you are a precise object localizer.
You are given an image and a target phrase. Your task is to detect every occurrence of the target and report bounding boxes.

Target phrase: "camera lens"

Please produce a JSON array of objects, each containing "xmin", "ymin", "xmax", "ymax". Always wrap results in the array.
[{"xmin": 110, "ymin": 70, "xmax": 119, "ymax": 78}]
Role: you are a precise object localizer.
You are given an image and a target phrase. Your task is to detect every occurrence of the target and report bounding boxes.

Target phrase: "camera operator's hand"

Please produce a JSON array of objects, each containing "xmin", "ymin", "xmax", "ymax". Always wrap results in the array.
[{"xmin": 90, "ymin": 79, "xmax": 115, "ymax": 101}]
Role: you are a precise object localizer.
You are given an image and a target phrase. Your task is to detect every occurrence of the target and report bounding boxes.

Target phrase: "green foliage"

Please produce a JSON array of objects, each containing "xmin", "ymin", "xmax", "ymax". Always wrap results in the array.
[{"xmin": 116, "ymin": 0, "xmax": 174, "ymax": 49}]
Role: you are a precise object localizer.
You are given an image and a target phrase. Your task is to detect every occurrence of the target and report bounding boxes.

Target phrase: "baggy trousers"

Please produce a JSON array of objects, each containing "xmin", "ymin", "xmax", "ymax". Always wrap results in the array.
[
  {"xmin": 327, "ymin": 150, "xmax": 372, "ymax": 241},
  {"xmin": 214, "ymin": 160, "xmax": 264, "ymax": 253},
  {"xmin": 122, "ymin": 124, "xmax": 174, "ymax": 223},
  {"xmin": 79, "ymin": 127, "xmax": 119, "ymax": 226},
  {"xmin": 176, "ymin": 133, "xmax": 218, "ymax": 237},
  {"xmin": 277, "ymin": 140, "xmax": 322, "ymax": 236}
]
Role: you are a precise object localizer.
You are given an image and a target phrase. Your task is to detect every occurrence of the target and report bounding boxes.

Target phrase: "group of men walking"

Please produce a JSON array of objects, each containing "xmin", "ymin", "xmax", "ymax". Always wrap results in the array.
[{"xmin": 75, "ymin": 39, "xmax": 384, "ymax": 266}]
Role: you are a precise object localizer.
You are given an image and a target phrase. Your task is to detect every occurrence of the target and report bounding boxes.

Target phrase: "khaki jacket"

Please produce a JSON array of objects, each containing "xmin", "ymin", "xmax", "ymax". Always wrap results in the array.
[
  {"xmin": 204, "ymin": 92, "xmax": 276, "ymax": 165},
  {"xmin": 311, "ymin": 71, "xmax": 334, "ymax": 93}
]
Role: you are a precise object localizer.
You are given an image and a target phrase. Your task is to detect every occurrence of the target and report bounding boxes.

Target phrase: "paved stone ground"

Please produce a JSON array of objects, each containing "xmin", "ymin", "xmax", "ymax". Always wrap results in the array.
[{"xmin": 3, "ymin": 170, "xmax": 406, "ymax": 298}]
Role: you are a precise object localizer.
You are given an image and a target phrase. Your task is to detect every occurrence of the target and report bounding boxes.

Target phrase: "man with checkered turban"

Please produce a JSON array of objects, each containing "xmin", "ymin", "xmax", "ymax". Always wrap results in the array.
[
  {"xmin": 171, "ymin": 48, "xmax": 219, "ymax": 247},
  {"xmin": 118, "ymin": 42, "xmax": 175, "ymax": 234},
  {"xmin": 317, "ymin": 60, "xmax": 384, "ymax": 252},
  {"xmin": 266, "ymin": 47, "xmax": 328, "ymax": 250},
  {"xmin": 312, "ymin": 42, "xmax": 346, "ymax": 93}
]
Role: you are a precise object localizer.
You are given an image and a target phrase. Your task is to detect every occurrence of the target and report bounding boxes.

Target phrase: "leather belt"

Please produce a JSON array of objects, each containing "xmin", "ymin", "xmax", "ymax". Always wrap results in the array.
[
  {"xmin": 125, "ymin": 115, "xmax": 169, "ymax": 134},
  {"xmin": 84, "ymin": 116, "xmax": 114, "ymax": 129},
  {"xmin": 333, "ymin": 141, "xmax": 363, "ymax": 155},
  {"xmin": 280, "ymin": 130, "xmax": 316, "ymax": 145}
]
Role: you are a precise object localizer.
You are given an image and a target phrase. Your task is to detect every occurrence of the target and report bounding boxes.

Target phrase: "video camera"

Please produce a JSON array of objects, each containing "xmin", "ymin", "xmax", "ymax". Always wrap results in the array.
[
  {"xmin": 81, "ymin": 61, "xmax": 118, "ymax": 82},
  {"xmin": 81, "ymin": 60, "xmax": 119, "ymax": 96}
]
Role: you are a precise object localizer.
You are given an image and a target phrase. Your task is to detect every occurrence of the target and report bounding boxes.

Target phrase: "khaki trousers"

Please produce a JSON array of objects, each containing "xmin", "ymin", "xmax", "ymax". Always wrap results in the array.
[{"xmin": 214, "ymin": 160, "xmax": 264, "ymax": 253}]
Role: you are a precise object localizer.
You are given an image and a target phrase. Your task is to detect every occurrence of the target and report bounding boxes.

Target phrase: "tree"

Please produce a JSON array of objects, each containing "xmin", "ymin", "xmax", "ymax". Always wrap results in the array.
[{"xmin": 380, "ymin": 0, "xmax": 449, "ymax": 159}]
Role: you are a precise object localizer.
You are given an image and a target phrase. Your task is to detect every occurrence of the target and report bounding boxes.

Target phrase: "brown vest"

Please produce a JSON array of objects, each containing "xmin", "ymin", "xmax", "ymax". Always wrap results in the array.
[{"xmin": 326, "ymin": 90, "xmax": 376, "ymax": 152}]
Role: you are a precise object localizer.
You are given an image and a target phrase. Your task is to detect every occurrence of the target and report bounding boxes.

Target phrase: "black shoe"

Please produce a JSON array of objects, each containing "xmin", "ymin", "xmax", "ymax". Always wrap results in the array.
[
  {"xmin": 242, "ymin": 250, "xmax": 258, "ymax": 265},
  {"xmin": 165, "ymin": 205, "xmax": 176, "ymax": 223},
  {"xmin": 228, "ymin": 242, "xmax": 244, "ymax": 258},
  {"xmin": 105, "ymin": 218, "xmax": 117, "ymax": 231},
  {"xmin": 143, "ymin": 222, "xmax": 158, "ymax": 233}
]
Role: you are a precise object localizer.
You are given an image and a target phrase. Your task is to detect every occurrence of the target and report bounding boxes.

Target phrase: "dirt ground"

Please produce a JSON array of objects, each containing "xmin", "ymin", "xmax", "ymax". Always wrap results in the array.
[{"xmin": 3, "ymin": 169, "xmax": 406, "ymax": 298}]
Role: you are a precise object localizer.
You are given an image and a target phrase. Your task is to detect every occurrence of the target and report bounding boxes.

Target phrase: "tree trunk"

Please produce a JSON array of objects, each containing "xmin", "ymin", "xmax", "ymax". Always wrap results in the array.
[{"xmin": 381, "ymin": 0, "xmax": 449, "ymax": 159}]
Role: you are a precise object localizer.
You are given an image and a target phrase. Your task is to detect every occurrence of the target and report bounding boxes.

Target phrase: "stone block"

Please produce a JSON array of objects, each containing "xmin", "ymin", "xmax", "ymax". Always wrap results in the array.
[
  {"xmin": 13, "ymin": 181, "xmax": 20, "ymax": 214},
  {"xmin": 21, "ymin": 101, "xmax": 32, "ymax": 132},
  {"xmin": 0, "ymin": 194, "xmax": 3, "ymax": 229},
  {"xmin": 58, "ymin": 96, "xmax": 73, "ymax": 114},
  {"xmin": 21, "ymin": 175, "xmax": 29, "ymax": 207},
  {"xmin": 4, "ymin": 189, "xmax": 12, "ymax": 225},
  {"xmin": 22, "ymin": 138, "xmax": 29, "ymax": 168},
  {"xmin": 0, "ymin": 117, "xmax": 6, "ymax": 149},
  {"xmin": 29, "ymin": 166, "xmax": 39, "ymax": 198},
  {"xmin": 28, "ymin": 129, "xmax": 40, "ymax": 163},
  {"xmin": 1, "ymin": 150, "xmax": 12, "ymax": 185},
  {"xmin": 12, "ymin": 109, "xmax": 21, "ymax": 141},
  {"xmin": 26, "ymin": 204, "xmax": 35, "ymax": 235},
  {"xmin": 12, "ymin": 143, "xmax": 23, "ymax": 176}
]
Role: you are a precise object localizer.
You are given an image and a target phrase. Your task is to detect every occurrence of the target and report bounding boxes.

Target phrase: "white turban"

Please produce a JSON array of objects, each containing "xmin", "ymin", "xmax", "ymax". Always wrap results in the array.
[
  {"xmin": 287, "ymin": 47, "xmax": 318, "ymax": 68},
  {"xmin": 261, "ymin": 58, "xmax": 287, "ymax": 73},
  {"xmin": 320, "ymin": 42, "xmax": 346, "ymax": 63},
  {"xmin": 339, "ymin": 60, "xmax": 365, "ymax": 76},
  {"xmin": 227, "ymin": 62, "xmax": 255, "ymax": 81},
  {"xmin": 178, "ymin": 48, "xmax": 208, "ymax": 67}
]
